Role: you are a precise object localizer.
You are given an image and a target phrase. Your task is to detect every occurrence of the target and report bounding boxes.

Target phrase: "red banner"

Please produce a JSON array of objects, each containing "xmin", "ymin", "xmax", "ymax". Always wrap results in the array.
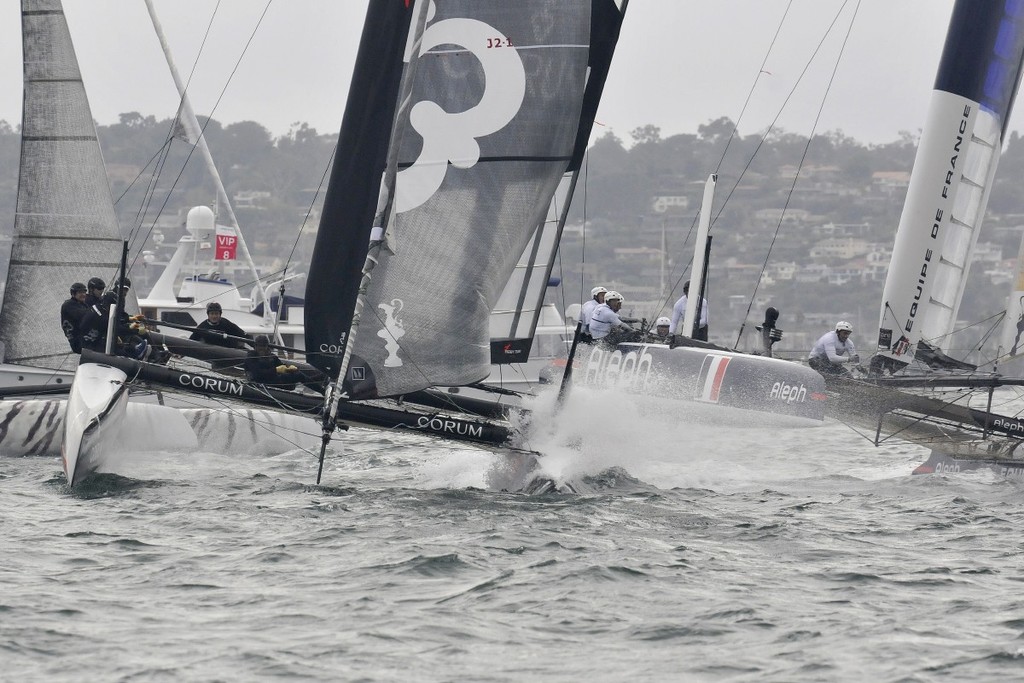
[{"xmin": 215, "ymin": 225, "xmax": 237, "ymax": 261}]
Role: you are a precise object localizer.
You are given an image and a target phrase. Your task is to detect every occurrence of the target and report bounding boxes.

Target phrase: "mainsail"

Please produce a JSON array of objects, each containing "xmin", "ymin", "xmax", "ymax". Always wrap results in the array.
[
  {"xmin": 873, "ymin": 0, "xmax": 1024, "ymax": 371},
  {"xmin": 306, "ymin": 0, "xmax": 628, "ymax": 398},
  {"xmin": 490, "ymin": 0, "xmax": 625, "ymax": 364},
  {"xmin": 0, "ymin": 0, "xmax": 125, "ymax": 370}
]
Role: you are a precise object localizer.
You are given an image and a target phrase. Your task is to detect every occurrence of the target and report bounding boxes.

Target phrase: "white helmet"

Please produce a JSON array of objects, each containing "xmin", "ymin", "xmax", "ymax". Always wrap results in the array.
[
  {"xmin": 835, "ymin": 321, "xmax": 853, "ymax": 333},
  {"xmin": 605, "ymin": 291, "xmax": 623, "ymax": 303},
  {"xmin": 656, "ymin": 316, "xmax": 671, "ymax": 327},
  {"xmin": 591, "ymin": 286, "xmax": 608, "ymax": 298}
]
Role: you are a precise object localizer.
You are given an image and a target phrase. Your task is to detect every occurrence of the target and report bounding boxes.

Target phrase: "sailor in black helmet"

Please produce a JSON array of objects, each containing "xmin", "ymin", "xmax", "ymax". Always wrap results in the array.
[
  {"xmin": 85, "ymin": 277, "xmax": 106, "ymax": 306},
  {"xmin": 60, "ymin": 282, "xmax": 90, "ymax": 353},
  {"xmin": 78, "ymin": 277, "xmax": 152, "ymax": 360},
  {"xmin": 189, "ymin": 301, "xmax": 250, "ymax": 349},
  {"xmin": 243, "ymin": 335, "xmax": 326, "ymax": 393}
]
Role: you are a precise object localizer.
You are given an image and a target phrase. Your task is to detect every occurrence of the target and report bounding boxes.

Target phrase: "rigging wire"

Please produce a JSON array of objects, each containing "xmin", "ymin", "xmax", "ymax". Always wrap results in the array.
[
  {"xmin": 732, "ymin": 0, "xmax": 861, "ymax": 349},
  {"xmin": 645, "ymin": 0, "xmax": 798, "ymax": 325},
  {"xmin": 126, "ymin": 1, "xmax": 275, "ymax": 274}
]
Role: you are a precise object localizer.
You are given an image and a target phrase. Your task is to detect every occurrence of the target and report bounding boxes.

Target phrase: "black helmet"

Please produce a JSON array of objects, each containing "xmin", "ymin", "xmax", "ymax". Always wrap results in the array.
[
  {"xmin": 100, "ymin": 291, "xmax": 118, "ymax": 307},
  {"xmin": 70, "ymin": 282, "xmax": 87, "ymax": 294},
  {"xmin": 206, "ymin": 301, "xmax": 222, "ymax": 313},
  {"xmin": 118, "ymin": 276, "xmax": 131, "ymax": 290},
  {"xmin": 87, "ymin": 277, "xmax": 105, "ymax": 291},
  {"xmin": 254, "ymin": 334, "xmax": 270, "ymax": 346}
]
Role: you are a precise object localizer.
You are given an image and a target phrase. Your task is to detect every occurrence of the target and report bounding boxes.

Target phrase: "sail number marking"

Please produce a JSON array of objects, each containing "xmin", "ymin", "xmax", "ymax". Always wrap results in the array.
[
  {"xmin": 397, "ymin": 18, "xmax": 527, "ymax": 213},
  {"xmin": 486, "ymin": 37, "xmax": 513, "ymax": 48}
]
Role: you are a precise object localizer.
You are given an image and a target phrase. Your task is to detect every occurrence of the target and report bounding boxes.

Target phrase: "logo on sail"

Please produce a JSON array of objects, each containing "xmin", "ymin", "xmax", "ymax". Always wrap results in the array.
[
  {"xmin": 395, "ymin": 17, "xmax": 527, "ymax": 213},
  {"xmin": 378, "ymin": 299, "xmax": 406, "ymax": 367}
]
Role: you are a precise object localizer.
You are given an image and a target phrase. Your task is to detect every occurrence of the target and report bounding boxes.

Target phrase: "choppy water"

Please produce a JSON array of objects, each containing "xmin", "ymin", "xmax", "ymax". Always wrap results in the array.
[{"xmin": 4, "ymin": 387, "xmax": 1024, "ymax": 682}]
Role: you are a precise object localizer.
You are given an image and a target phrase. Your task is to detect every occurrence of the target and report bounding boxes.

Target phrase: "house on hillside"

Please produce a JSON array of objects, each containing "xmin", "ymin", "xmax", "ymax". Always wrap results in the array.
[
  {"xmin": 871, "ymin": 171, "xmax": 911, "ymax": 195},
  {"xmin": 809, "ymin": 237, "xmax": 870, "ymax": 260}
]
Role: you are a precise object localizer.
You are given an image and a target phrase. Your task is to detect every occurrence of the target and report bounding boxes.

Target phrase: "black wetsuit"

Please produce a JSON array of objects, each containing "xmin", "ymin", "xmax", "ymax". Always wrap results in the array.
[
  {"xmin": 60, "ymin": 297, "xmax": 90, "ymax": 353},
  {"xmin": 189, "ymin": 318, "xmax": 250, "ymax": 348}
]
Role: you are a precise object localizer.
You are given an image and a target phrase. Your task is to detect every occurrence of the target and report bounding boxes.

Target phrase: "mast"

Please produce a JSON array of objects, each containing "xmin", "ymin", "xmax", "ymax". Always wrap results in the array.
[
  {"xmin": 873, "ymin": 0, "xmax": 1024, "ymax": 372},
  {"xmin": 143, "ymin": 0, "xmax": 275, "ymax": 334},
  {"xmin": 683, "ymin": 174, "xmax": 716, "ymax": 338}
]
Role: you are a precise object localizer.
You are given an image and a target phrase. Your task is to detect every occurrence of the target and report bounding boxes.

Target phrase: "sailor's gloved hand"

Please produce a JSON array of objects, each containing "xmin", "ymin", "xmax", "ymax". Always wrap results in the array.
[
  {"xmin": 668, "ymin": 334, "xmax": 678, "ymax": 350},
  {"xmin": 850, "ymin": 354, "xmax": 860, "ymax": 364},
  {"xmin": 286, "ymin": 365, "xmax": 298, "ymax": 372},
  {"xmin": 275, "ymin": 365, "xmax": 289, "ymax": 374},
  {"xmin": 129, "ymin": 314, "xmax": 145, "ymax": 322},
  {"xmin": 130, "ymin": 322, "xmax": 148, "ymax": 335}
]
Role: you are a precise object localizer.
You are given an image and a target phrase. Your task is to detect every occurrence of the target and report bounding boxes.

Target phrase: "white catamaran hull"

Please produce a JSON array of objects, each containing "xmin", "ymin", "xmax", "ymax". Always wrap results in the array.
[
  {"xmin": 62, "ymin": 362, "xmax": 130, "ymax": 485},
  {"xmin": 3, "ymin": 396, "xmax": 319, "ymax": 460}
]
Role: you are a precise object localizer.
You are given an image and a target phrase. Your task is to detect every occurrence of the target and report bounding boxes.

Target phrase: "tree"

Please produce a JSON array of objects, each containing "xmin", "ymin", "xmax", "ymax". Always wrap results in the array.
[{"xmin": 629, "ymin": 124, "xmax": 661, "ymax": 145}]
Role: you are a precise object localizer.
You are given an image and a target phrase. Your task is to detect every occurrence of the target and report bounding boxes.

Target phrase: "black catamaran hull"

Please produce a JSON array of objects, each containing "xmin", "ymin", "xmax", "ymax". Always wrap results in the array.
[
  {"xmin": 913, "ymin": 450, "xmax": 1024, "ymax": 479},
  {"xmin": 573, "ymin": 342, "xmax": 827, "ymax": 422},
  {"xmin": 78, "ymin": 351, "xmax": 516, "ymax": 449}
]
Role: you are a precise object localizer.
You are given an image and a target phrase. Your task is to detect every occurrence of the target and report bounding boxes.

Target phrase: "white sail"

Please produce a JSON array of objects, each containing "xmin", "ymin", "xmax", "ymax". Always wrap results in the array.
[{"xmin": 874, "ymin": 1, "xmax": 1024, "ymax": 370}]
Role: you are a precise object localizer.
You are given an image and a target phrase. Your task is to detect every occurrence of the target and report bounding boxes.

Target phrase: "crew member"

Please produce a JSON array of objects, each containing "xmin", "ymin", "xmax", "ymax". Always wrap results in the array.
[
  {"xmin": 189, "ymin": 302, "xmax": 250, "ymax": 348},
  {"xmin": 808, "ymin": 320, "xmax": 860, "ymax": 375},
  {"xmin": 579, "ymin": 286, "xmax": 607, "ymax": 341},
  {"xmin": 589, "ymin": 291, "xmax": 637, "ymax": 345},
  {"xmin": 60, "ymin": 282, "xmax": 90, "ymax": 353},
  {"xmin": 756, "ymin": 307, "xmax": 782, "ymax": 358},
  {"xmin": 79, "ymin": 287, "xmax": 150, "ymax": 360},
  {"xmin": 85, "ymin": 277, "xmax": 106, "ymax": 306},
  {"xmin": 243, "ymin": 334, "xmax": 324, "ymax": 393},
  {"xmin": 669, "ymin": 280, "xmax": 709, "ymax": 342},
  {"xmin": 646, "ymin": 316, "xmax": 672, "ymax": 343}
]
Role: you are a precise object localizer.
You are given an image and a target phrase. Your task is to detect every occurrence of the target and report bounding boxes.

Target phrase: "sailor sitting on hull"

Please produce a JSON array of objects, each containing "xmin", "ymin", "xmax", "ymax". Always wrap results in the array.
[
  {"xmin": 79, "ymin": 279, "xmax": 167, "ymax": 363},
  {"xmin": 243, "ymin": 335, "xmax": 325, "ymax": 394},
  {"xmin": 808, "ymin": 320, "xmax": 860, "ymax": 376},
  {"xmin": 60, "ymin": 282, "xmax": 90, "ymax": 353},
  {"xmin": 589, "ymin": 291, "xmax": 640, "ymax": 346},
  {"xmin": 645, "ymin": 316, "xmax": 672, "ymax": 344},
  {"xmin": 579, "ymin": 285, "xmax": 607, "ymax": 343}
]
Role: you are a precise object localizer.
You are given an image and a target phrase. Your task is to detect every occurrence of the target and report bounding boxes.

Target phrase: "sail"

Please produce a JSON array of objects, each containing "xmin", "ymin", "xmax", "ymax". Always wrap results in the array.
[
  {"xmin": 304, "ymin": 0, "xmax": 415, "ymax": 378},
  {"xmin": 489, "ymin": 0, "xmax": 625, "ymax": 364},
  {"xmin": 488, "ymin": 192, "xmax": 567, "ymax": 364},
  {"xmin": 0, "ymin": 1, "xmax": 124, "ymax": 369},
  {"xmin": 874, "ymin": 0, "xmax": 1024, "ymax": 370},
  {"xmin": 307, "ymin": 0, "xmax": 627, "ymax": 398}
]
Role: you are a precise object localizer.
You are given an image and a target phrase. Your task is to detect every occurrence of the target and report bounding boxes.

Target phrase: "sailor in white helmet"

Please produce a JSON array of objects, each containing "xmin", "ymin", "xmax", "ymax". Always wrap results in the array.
[
  {"xmin": 647, "ymin": 316, "xmax": 673, "ymax": 343},
  {"xmin": 808, "ymin": 320, "xmax": 860, "ymax": 375},
  {"xmin": 579, "ymin": 286, "xmax": 607, "ymax": 341},
  {"xmin": 589, "ymin": 291, "xmax": 637, "ymax": 345}
]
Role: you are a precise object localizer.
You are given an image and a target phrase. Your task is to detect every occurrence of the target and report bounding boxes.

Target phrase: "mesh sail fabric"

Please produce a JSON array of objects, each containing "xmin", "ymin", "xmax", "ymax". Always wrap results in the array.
[
  {"xmin": 350, "ymin": 0, "xmax": 594, "ymax": 397},
  {"xmin": 0, "ymin": 1, "xmax": 124, "ymax": 368}
]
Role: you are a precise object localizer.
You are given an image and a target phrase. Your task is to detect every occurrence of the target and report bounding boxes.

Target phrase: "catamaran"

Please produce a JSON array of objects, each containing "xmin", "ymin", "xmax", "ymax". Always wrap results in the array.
[
  {"xmin": 821, "ymin": 0, "xmax": 1024, "ymax": 476},
  {"xmin": 60, "ymin": 0, "xmax": 630, "ymax": 486}
]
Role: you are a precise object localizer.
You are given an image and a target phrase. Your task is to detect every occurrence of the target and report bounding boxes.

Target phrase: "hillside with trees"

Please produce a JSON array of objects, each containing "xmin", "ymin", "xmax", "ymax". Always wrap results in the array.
[{"xmin": 2, "ymin": 114, "xmax": 1024, "ymax": 358}]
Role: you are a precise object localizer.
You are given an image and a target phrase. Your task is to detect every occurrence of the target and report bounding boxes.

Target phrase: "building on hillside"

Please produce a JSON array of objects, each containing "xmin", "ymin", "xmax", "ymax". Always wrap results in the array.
[
  {"xmin": 809, "ymin": 237, "xmax": 870, "ymax": 260},
  {"xmin": 233, "ymin": 190, "xmax": 272, "ymax": 209},
  {"xmin": 871, "ymin": 171, "xmax": 911, "ymax": 195}
]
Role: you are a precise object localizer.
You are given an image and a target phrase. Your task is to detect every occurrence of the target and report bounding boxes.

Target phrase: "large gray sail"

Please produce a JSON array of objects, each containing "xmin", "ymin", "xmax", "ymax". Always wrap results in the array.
[
  {"xmin": 343, "ymin": 0, "xmax": 626, "ymax": 398},
  {"xmin": 0, "ymin": 1, "xmax": 124, "ymax": 369}
]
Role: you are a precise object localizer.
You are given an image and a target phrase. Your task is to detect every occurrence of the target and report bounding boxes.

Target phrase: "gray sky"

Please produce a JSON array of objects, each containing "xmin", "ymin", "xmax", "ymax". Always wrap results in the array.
[{"xmin": 0, "ymin": 1, "xmax": 997, "ymax": 146}]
